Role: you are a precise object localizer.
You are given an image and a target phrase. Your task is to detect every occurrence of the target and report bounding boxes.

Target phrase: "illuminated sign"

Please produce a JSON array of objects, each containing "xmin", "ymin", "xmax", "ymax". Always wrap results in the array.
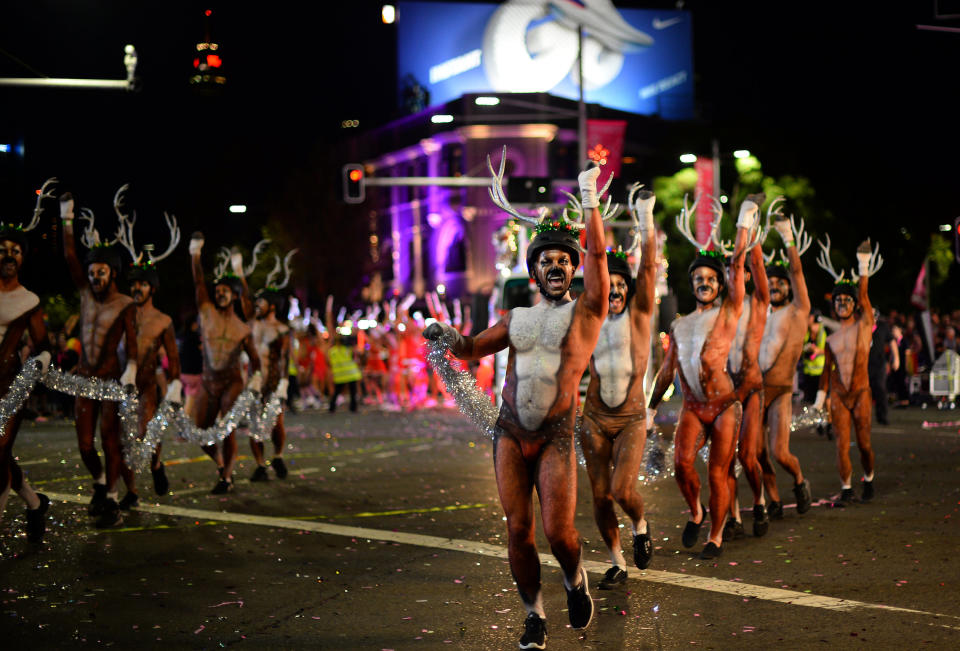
[{"xmin": 398, "ymin": 0, "xmax": 693, "ymax": 119}]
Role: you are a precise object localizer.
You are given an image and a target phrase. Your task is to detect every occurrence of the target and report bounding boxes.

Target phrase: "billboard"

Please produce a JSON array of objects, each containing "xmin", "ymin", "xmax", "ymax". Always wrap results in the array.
[{"xmin": 397, "ymin": 0, "xmax": 693, "ymax": 119}]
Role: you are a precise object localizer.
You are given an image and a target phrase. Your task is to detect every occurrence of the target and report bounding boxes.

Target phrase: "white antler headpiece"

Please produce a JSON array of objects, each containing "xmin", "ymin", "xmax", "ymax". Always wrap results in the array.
[
  {"xmin": 112, "ymin": 184, "xmax": 180, "ymax": 264},
  {"xmin": 815, "ymin": 233, "xmax": 846, "ymax": 283},
  {"xmin": 487, "ymin": 146, "xmax": 541, "ymax": 226},
  {"xmin": 560, "ymin": 172, "xmax": 620, "ymax": 226},
  {"xmin": 675, "ymin": 192, "xmax": 721, "ymax": 251},
  {"xmin": 264, "ymin": 249, "xmax": 299, "ymax": 290},
  {"xmin": 79, "ymin": 208, "xmax": 119, "ymax": 249},
  {"xmin": 851, "ymin": 239, "xmax": 883, "ymax": 281},
  {"xmin": 618, "ymin": 182, "xmax": 647, "ymax": 255}
]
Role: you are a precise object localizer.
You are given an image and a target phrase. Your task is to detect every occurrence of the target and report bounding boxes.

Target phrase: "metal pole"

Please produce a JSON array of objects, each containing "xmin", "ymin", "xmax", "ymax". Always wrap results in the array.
[
  {"xmin": 0, "ymin": 78, "xmax": 131, "ymax": 89},
  {"xmin": 578, "ymin": 25, "xmax": 587, "ymax": 165}
]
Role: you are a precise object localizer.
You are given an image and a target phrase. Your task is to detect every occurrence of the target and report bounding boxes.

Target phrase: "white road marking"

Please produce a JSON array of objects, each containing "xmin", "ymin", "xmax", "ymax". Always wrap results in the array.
[{"xmin": 42, "ymin": 491, "xmax": 960, "ymax": 627}]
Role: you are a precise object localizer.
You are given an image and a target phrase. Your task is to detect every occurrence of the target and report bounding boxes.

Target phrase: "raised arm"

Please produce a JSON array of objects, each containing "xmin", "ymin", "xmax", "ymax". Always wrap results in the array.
[
  {"xmin": 772, "ymin": 216, "xmax": 810, "ymax": 313},
  {"xmin": 578, "ymin": 166, "xmax": 610, "ymax": 318},
  {"xmin": 59, "ymin": 193, "xmax": 86, "ymax": 289},
  {"xmin": 856, "ymin": 240, "xmax": 874, "ymax": 328},
  {"xmin": 325, "ymin": 295, "xmax": 335, "ymax": 336},
  {"xmin": 647, "ymin": 332, "xmax": 678, "ymax": 410},
  {"xmin": 749, "ymin": 243, "xmax": 770, "ymax": 307},
  {"xmin": 632, "ymin": 190, "xmax": 659, "ymax": 315},
  {"xmin": 162, "ymin": 323, "xmax": 181, "ymax": 380},
  {"xmin": 724, "ymin": 195, "xmax": 760, "ymax": 313},
  {"xmin": 189, "ymin": 233, "xmax": 210, "ymax": 308},
  {"xmin": 230, "ymin": 250, "xmax": 254, "ymax": 320}
]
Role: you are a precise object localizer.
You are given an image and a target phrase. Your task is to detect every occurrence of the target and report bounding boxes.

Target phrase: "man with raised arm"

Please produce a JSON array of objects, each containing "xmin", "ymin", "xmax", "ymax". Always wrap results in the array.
[
  {"xmin": 247, "ymin": 252, "xmax": 296, "ymax": 481},
  {"xmin": 0, "ymin": 180, "xmax": 56, "ymax": 542},
  {"xmin": 579, "ymin": 186, "xmax": 657, "ymax": 589},
  {"xmin": 188, "ymin": 233, "xmax": 261, "ymax": 494},
  {"xmin": 60, "ymin": 192, "xmax": 138, "ymax": 528},
  {"xmin": 423, "ymin": 161, "xmax": 608, "ymax": 650},
  {"xmin": 756, "ymin": 213, "xmax": 813, "ymax": 519},
  {"xmin": 722, "ymin": 225, "xmax": 771, "ymax": 540},
  {"xmin": 648, "ymin": 194, "xmax": 758, "ymax": 560},
  {"xmin": 814, "ymin": 239, "xmax": 881, "ymax": 503}
]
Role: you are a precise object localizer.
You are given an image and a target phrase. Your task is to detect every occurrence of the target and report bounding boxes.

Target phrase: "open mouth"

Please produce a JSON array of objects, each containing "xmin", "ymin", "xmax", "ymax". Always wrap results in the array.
[{"xmin": 545, "ymin": 273, "xmax": 565, "ymax": 291}]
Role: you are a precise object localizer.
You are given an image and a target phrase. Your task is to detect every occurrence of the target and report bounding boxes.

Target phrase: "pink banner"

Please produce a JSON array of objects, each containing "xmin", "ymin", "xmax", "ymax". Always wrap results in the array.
[
  {"xmin": 694, "ymin": 158, "xmax": 715, "ymax": 248},
  {"xmin": 586, "ymin": 119, "xmax": 627, "ymax": 192}
]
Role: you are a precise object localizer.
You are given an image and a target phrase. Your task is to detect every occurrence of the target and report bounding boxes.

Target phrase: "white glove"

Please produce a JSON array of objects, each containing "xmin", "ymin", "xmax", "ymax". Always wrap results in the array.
[
  {"xmin": 189, "ymin": 232, "xmax": 204, "ymax": 256},
  {"xmin": 59, "ymin": 193, "xmax": 75, "ymax": 221},
  {"xmin": 736, "ymin": 198, "xmax": 759, "ymax": 230},
  {"xmin": 165, "ymin": 379, "xmax": 183, "ymax": 404},
  {"xmin": 277, "ymin": 378, "xmax": 289, "ymax": 400},
  {"xmin": 856, "ymin": 240, "xmax": 872, "ymax": 276},
  {"xmin": 247, "ymin": 371, "xmax": 262, "ymax": 394},
  {"xmin": 120, "ymin": 360, "xmax": 137, "ymax": 388},
  {"xmin": 635, "ymin": 190, "xmax": 656, "ymax": 233},
  {"xmin": 230, "ymin": 250, "xmax": 244, "ymax": 277},
  {"xmin": 578, "ymin": 165, "xmax": 601, "ymax": 209},
  {"xmin": 773, "ymin": 217, "xmax": 794, "ymax": 245},
  {"xmin": 813, "ymin": 390, "xmax": 826, "ymax": 412},
  {"xmin": 36, "ymin": 351, "xmax": 52, "ymax": 374}
]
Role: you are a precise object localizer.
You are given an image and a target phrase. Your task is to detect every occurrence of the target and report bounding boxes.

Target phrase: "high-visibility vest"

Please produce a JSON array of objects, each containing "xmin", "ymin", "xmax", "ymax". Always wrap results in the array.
[
  {"xmin": 802, "ymin": 326, "xmax": 827, "ymax": 376},
  {"xmin": 329, "ymin": 344, "xmax": 362, "ymax": 384}
]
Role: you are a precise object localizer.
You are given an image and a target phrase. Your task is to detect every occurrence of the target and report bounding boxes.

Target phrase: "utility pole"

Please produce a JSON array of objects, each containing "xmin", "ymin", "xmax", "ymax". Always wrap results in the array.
[{"xmin": 578, "ymin": 26, "xmax": 587, "ymax": 165}]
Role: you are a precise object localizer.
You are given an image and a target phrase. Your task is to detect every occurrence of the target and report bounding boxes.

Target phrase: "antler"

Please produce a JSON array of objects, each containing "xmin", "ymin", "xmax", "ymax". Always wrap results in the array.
[
  {"xmin": 213, "ymin": 247, "xmax": 231, "ymax": 278},
  {"xmin": 487, "ymin": 146, "xmax": 539, "ymax": 226},
  {"xmin": 851, "ymin": 240, "xmax": 883, "ymax": 281},
  {"xmin": 708, "ymin": 195, "xmax": 735, "ymax": 256},
  {"xmin": 148, "ymin": 212, "xmax": 181, "ymax": 263},
  {"xmin": 78, "ymin": 208, "xmax": 118, "ymax": 248},
  {"xmin": 789, "ymin": 214, "xmax": 812, "ymax": 256},
  {"xmin": 815, "ymin": 233, "xmax": 846, "ymax": 282},
  {"xmin": 560, "ymin": 172, "xmax": 619, "ymax": 226},
  {"xmin": 243, "ymin": 238, "xmax": 270, "ymax": 276},
  {"xmin": 620, "ymin": 182, "xmax": 646, "ymax": 254},
  {"xmin": 22, "ymin": 177, "xmax": 58, "ymax": 232},
  {"xmin": 675, "ymin": 193, "xmax": 707, "ymax": 249}
]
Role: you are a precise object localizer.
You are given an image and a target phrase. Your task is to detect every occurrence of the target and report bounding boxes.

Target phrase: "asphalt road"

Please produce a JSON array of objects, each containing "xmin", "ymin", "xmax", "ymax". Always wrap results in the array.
[{"xmin": 2, "ymin": 400, "xmax": 959, "ymax": 649}]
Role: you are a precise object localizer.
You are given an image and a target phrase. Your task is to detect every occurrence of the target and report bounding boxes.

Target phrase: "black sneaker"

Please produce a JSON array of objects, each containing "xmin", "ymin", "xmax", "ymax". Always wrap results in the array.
[
  {"xmin": 861, "ymin": 480, "xmax": 874, "ymax": 502},
  {"xmin": 633, "ymin": 529, "xmax": 653, "ymax": 570},
  {"xmin": 118, "ymin": 492, "xmax": 139, "ymax": 511},
  {"xmin": 211, "ymin": 478, "xmax": 234, "ymax": 494},
  {"xmin": 722, "ymin": 519, "xmax": 745, "ymax": 542},
  {"xmin": 95, "ymin": 498, "xmax": 124, "ymax": 528},
  {"xmin": 838, "ymin": 487, "xmax": 855, "ymax": 504},
  {"xmin": 753, "ymin": 504, "xmax": 769, "ymax": 537},
  {"xmin": 88, "ymin": 483, "xmax": 107, "ymax": 516},
  {"xmin": 250, "ymin": 465, "xmax": 270, "ymax": 482},
  {"xmin": 564, "ymin": 567, "xmax": 594, "ymax": 629},
  {"xmin": 518, "ymin": 612, "xmax": 547, "ymax": 650},
  {"xmin": 152, "ymin": 462, "xmax": 169, "ymax": 496},
  {"xmin": 25, "ymin": 493, "xmax": 50, "ymax": 543},
  {"xmin": 794, "ymin": 479, "xmax": 812, "ymax": 514},
  {"xmin": 597, "ymin": 566, "xmax": 628, "ymax": 590},
  {"xmin": 767, "ymin": 500, "xmax": 783, "ymax": 520},
  {"xmin": 271, "ymin": 457, "xmax": 288, "ymax": 479},
  {"xmin": 699, "ymin": 541, "xmax": 722, "ymax": 560},
  {"xmin": 682, "ymin": 505, "xmax": 705, "ymax": 548}
]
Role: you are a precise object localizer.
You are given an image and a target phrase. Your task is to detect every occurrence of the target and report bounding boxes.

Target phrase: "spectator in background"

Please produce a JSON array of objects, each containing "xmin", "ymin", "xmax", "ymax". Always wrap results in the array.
[
  {"xmin": 868, "ymin": 309, "xmax": 898, "ymax": 425},
  {"xmin": 890, "ymin": 324, "xmax": 909, "ymax": 407},
  {"xmin": 800, "ymin": 309, "xmax": 827, "ymax": 403},
  {"xmin": 940, "ymin": 326, "xmax": 958, "ymax": 355}
]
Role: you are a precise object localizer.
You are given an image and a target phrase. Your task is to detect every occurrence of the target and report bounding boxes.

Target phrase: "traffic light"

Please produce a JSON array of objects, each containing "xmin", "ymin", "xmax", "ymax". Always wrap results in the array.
[
  {"xmin": 342, "ymin": 164, "xmax": 365, "ymax": 204},
  {"xmin": 954, "ymin": 216, "xmax": 960, "ymax": 263}
]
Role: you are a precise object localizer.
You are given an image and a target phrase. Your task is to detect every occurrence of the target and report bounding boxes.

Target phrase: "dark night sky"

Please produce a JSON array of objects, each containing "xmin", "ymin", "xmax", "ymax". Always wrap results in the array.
[{"xmin": 2, "ymin": 1, "xmax": 958, "ymax": 312}]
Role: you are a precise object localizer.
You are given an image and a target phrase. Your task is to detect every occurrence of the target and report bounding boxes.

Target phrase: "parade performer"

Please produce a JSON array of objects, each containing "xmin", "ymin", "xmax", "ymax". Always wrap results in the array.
[
  {"xmin": 188, "ymin": 233, "xmax": 261, "ymax": 493},
  {"xmin": 247, "ymin": 250, "xmax": 296, "ymax": 480},
  {"xmin": 60, "ymin": 191, "xmax": 138, "ymax": 527},
  {"xmin": 113, "ymin": 187, "xmax": 183, "ymax": 497},
  {"xmin": 756, "ymin": 211, "xmax": 814, "ymax": 518},
  {"xmin": 713, "ymin": 198, "xmax": 771, "ymax": 540},
  {"xmin": 325, "ymin": 296, "xmax": 362, "ymax": 413},
  {"xmin": 424, "ymin": 151, "xmax": 610, "ymax": 650},
  {"xmin": 579, "ymin": 184, "xmax": 658, "ymax": 589},
  {"xmin": 0, "ymin": 179, "xmax": 56, "ymax": 542},
  {"xmin": 648, "ymin": 193, "xmax": 757, "ymax": 559},
  {"xmin": 814, "ymin": 237, "xmax": 883, "ymax": 503}
]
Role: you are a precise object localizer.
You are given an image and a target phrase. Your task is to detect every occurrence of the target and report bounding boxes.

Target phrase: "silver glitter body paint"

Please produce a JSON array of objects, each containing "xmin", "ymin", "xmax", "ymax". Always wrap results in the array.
[
  {"xmin": 0, "ymin": 286, "xmax": 38, "ymax": 341},
  {"xmin": 673, "ymin": 306, "xmax": 720, "ymax": 403},
  {"xmin": 727, "ymin": 300, "xmax": 751, "ymax": 375},
  {"xmin": 593, "ymin": 307, "xmax": 633, "ymax": 409},
  {"xmin": 759, "ymin": 305, "xmax": 790, "ymax": 373}
]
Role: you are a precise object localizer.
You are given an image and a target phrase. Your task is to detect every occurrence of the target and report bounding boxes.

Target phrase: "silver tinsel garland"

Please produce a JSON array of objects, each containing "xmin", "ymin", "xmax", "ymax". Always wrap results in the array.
[
  {"xmin": 0, "ymin": 357, "xmax": 44, "ymax": 433},
  {"xmin": 790, "ymin": 404, "xmax": 828, "ymax": 431},
  {"xmin": 425, "ymin": 338, "xmax": 500, "ymax": 438}
]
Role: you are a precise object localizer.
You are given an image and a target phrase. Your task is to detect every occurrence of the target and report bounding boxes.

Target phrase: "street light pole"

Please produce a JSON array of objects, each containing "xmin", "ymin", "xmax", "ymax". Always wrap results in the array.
[
  {"xmin": 578, "ymin": 25, "xmax": 587, "ymax": 165},
  {"xmin": 711, "ymin": 138, "xmax": 720, "ymax": 198}
]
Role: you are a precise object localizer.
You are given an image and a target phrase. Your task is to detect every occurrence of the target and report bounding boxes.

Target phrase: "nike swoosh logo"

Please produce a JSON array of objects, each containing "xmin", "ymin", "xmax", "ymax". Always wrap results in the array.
[{"xmin": 653, "ymin": 17, "xmax": 683, "ymax": 30}]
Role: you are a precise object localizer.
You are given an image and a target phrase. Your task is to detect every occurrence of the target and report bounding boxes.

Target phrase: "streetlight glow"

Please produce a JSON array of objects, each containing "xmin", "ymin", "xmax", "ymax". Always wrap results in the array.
[
  {"xmin": 475, "ymin": 96, "xmax": 500, "ymax": 106},
  {"xmin": 382, "ymin": 5, "xmax": 396, "ymax": 24},
  {"xmin": 679, "ymin": 153, "xmax": 697, "ymax": 164},
  {"xmin": 733, "ymin": 149, "xmax": 751, "ymax": 159},
  {"xmin": 431, "ymin": 114, "xmax": 454, "ymax": 123},
  {"xmin": 228, "ymin": 204, "xmax": 247, "ymax": 214},
  {"xmin": 939, "ymin": 224, "xmax": 952, "ymax": 232}
]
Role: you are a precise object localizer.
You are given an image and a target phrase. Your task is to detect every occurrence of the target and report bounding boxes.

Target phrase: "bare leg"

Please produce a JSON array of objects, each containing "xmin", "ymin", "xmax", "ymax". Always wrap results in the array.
[
  {"xmin": 271, "ymin": 411, "xmax": 286, "ymax": 457},
  {"xmin": 705, "ymin": 402, "xmax": 741, "ymax": 547},
  {"xmin": 674, "ymin": 407, "xmax": 705, "ymax": 523},
  {"xmin": 99, "ymin": 400, "xmax": 123, "ymax": 495},
  {"xmin": 768, "ymin": 392, "xmax": 803, "ymax": 483},
  {"xmin": 537, "ymin": 435, "xmax": 584, "ymax": 587},
  {"xmin": 610, "ymin": 420, "xmax": 649, "ymax": 530},
  {"xmin": 75, "ymin": 396, "xmax": 104, "ymax": 481},
  {"xmin": 580, "ymin": 415, "xmax": 620, "ymax": 562},
  {"xmin": 830, "ymin": 399, "xmax": 854, "ymax": 486},
  {"xmin": 852, "ymin": 391, "xmax": 875, "ymax": 478},
  {"xmin": 219, "ymin": 380, "xmax": 244, "ymax": 480},
  {"xmin": 733, "ymin": 391, "xmax": 765, "ymax": 509}
]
